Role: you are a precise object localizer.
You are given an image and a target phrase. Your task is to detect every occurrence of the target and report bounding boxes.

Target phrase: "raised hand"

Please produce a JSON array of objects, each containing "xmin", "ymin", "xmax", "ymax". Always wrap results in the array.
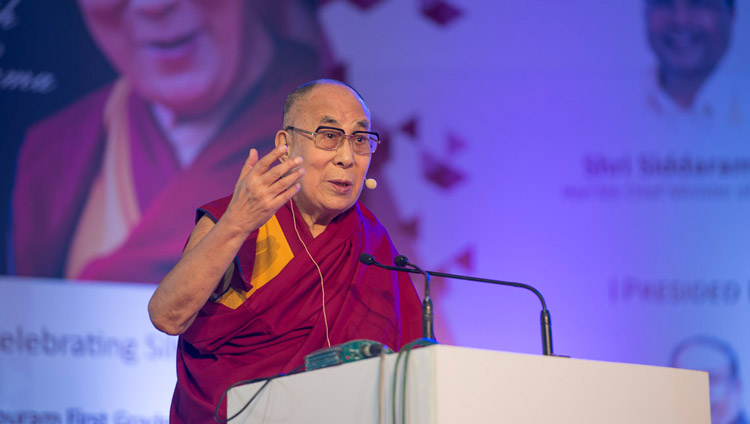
[
  {"xmin": 222, "ymin": 145, "xmax": 304, "ymax": 235},
  {"xmin": 148, "ymin": 145, "xmax": 305, "ymax": 336}
]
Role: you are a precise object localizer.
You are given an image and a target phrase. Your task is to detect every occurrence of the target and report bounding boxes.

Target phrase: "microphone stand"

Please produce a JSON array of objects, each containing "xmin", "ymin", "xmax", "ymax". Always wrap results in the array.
[
  {"xmin": 360, "ymin": 253, "xmax": 554, "ymax": 356},
  {"xmin": 395, "ymin": 255, "xmax": 434, "ymax": 341}
]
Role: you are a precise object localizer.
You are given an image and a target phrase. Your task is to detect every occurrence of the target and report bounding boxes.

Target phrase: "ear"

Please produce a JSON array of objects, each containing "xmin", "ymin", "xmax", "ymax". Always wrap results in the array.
[{"xmin": 275, "ymin": 130, "xmax": 290, "ymax": 162}]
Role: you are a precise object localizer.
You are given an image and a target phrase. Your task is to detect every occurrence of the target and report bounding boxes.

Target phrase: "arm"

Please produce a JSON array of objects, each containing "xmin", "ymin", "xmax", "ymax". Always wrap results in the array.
[{"xmin": 148, "ymin": 145, "xmax": 304, "ymax": 335}]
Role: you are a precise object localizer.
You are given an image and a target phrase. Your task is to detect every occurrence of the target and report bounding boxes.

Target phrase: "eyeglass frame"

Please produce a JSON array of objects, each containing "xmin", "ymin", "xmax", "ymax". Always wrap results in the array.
[{"xmin": 284, "ymin": 125, "xmax": 381, "ymax": 156}]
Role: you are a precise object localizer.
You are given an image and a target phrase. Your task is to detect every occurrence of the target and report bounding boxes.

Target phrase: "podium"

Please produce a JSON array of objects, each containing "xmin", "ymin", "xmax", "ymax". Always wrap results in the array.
[{"xmin": 228, "ymin": 345, "xmax": 709, "ymax": 423}]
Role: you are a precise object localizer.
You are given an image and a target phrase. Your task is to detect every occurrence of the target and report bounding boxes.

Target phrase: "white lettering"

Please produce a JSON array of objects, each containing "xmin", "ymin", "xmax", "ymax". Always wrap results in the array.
[
  {"xmin": 0, "ymin": 0, "xmax": 21, "ymax": 31},
  {"xmin": 0, "ymin": 68, "xmax": 57, "ymax": 93}
]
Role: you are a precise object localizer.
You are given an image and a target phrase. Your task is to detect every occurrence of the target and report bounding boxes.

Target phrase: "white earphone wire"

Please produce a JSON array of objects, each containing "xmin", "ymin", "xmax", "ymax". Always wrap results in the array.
[{"xmin": 289, "ymin": 200, "xmax": 331, "ymax": 348}]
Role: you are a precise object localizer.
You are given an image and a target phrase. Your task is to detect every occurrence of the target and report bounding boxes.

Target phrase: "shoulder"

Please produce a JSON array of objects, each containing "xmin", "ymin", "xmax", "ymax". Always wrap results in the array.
[
  {"xmin": 18, "ymin": 84, "xmax": 114, "ymax": 169},
  {"xmin": 25, "ymin": 84, "xmax": 113, "ymax": 144},
  {"xmin": 14, "ymin": 84, "xmax": 115, "ymax": 199},
  {"xmin": 196, "ymin": 195, "xmax": 234, "ymax": 224},
  {"xmin": 356, "ymin": 202, "xmax": 390, "ymax": 241}
]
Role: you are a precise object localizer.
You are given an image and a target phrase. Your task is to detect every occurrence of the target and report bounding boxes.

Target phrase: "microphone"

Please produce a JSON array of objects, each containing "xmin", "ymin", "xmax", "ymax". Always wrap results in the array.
[
  {"xmin": 365, "ymin": 178, "xmax": 377, "ymax": 189},
  {"xmin": 359, "ymin": 253, "xmax": 555, "ymax": 356},
  {"xmin": 360, "ymin": 253, "xmax": 435, "ymax": 341},
  {"xmin": 395, "ymin": 255, "xmax": 434, "ymax": 341},
  {"xmin": 359, "ymin": 253, "xmax": 376, "ymax": 265}
]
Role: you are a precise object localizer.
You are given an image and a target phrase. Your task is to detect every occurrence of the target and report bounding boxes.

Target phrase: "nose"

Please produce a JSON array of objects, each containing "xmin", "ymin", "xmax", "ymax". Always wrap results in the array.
[{"xmin": 333, "ymin": 136, "xmax": 356, "ymax": 168}]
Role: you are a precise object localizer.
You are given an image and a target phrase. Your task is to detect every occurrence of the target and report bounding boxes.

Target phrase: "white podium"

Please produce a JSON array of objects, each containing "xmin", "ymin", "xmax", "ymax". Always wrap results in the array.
[{"xmin": 228, "ymin": 345, "xmax": 709, "ymax": 423}]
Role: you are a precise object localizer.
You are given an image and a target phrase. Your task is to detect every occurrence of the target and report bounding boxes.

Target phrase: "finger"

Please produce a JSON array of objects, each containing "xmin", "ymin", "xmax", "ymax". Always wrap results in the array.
[
  {"xmin": 250, "ymin": 177, "xmax": 301, "ymax": 221},
  {"xmin": 274, "ymin": 182, "xmax": 301, "ymax": 205},
  {"xmin": 264, "ymin": 156, "xmax": 304, "ymax": 184},
  {"xmin": 250, "ymin": 144, "xmax": 289, "ymax": 177},
  {"xmin": 238, "ymin": 149, "xmax": 259, "ymax": 181},
  {"xmin": 270, "ymin": 166, "xmax": 305, "ymax": 197}
]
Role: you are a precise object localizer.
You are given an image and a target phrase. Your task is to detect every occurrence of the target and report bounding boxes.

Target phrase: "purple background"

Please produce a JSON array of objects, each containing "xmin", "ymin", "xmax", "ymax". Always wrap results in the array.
[{"xmin": 1, "ymin": 0, "xmax": 749, "ymax": 420}]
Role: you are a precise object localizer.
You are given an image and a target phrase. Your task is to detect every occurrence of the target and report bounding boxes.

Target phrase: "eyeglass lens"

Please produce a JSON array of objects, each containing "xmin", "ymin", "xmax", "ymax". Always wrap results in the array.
[{"xmin": 315, "ymin": 128, "xmax": 377, "ymax": 154}]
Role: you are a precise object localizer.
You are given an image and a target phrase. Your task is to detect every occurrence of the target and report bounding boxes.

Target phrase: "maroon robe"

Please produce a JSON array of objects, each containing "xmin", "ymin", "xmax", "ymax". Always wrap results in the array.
[
  {"xmin": 171, "ymin": 197, "xmax": 423, "ymax": 422},
  {"xmin": 11, "ymin": 44, "xmax": 319, "ymax": 283}
]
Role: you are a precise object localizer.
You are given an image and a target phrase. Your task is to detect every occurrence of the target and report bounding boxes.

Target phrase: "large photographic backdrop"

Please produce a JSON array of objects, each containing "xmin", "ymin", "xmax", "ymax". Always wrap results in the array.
[{"xmin": 2, "ymin": 0, "xmax": 749, "ymax": 421}]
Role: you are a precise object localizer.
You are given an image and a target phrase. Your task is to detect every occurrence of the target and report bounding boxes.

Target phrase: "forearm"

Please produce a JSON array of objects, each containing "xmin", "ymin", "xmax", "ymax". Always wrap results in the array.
[
  {"xmin": 148, "ymin": 217, "xmax": 248, "ymax": 335},
  {"xmin": 148, "ymin": 145, "xmax": 303, "ymax": 335}
]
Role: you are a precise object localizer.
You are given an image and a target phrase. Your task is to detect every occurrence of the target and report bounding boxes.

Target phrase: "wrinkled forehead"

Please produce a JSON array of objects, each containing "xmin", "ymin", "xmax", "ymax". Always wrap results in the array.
[{"xmin": 299, "ymin": 84, "xmax": 371, "ymax": 128}]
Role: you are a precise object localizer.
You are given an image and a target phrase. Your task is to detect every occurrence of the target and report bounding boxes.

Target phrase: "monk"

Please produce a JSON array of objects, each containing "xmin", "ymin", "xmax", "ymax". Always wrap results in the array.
[
  {"xmin": 11, "ymin": 0, "xmax": 330, "ymax": 283},
  {"xmin": 148, "ymin": 80, "xmax": 423, "ymax": 422}
]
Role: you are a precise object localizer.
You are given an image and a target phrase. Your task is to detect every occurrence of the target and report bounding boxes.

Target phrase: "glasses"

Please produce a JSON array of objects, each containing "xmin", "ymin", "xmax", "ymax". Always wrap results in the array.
[{"xmin": 285, "ymin": 126, "xmax": 380, "ymax": 156}]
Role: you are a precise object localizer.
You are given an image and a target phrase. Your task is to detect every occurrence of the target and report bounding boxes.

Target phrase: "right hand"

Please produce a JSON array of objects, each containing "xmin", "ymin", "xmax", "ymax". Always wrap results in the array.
[{"xmin": 222, "ymin": 145, "xmax": 304, "ymax": 235}]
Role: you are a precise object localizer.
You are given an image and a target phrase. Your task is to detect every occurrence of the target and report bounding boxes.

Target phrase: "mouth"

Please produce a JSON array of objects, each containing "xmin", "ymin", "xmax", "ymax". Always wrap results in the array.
[
  {"xmin": 153, "ymin": 32, "xmax": 196, "ymax": 47},
  {"xmin": 328, "ymin": 179, "xmax": 353, "ymax": 193},
  {"xmin": 145, "ymin": 31, "xmax": 199, "ymax": 55},
  {"xmin": 662, "ymin": 31, "xmax": 702, "ymax": 51}
]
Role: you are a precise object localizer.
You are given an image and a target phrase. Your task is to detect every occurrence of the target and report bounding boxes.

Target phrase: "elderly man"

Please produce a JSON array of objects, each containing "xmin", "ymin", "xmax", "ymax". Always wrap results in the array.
[
  {"xmin": 645, "ymin": 0, "xmax": 736, "ymax": 117},
  {"xmin": 148, "ymin": 79, "xmax": 423, "ymax": 422},
  {"xmin": 12, "ymin": 0, "xmax": 329, "ymax": 283}
]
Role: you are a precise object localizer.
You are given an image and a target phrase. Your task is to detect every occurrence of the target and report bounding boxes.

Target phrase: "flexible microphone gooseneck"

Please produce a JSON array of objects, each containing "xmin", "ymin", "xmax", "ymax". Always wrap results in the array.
[
  {"xmin": 394, "ymin": 255, "xmax": 434, "ymax": 341},
  {"xmin": 360, "ymin": 253, "xmax": 434, "ymax": 341},
  {"xmin": 358, "ymin": 253, "xmax": 554, "ymax": 356}
]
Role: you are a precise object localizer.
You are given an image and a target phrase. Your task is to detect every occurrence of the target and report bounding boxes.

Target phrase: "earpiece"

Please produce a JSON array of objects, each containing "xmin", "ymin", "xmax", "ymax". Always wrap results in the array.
[{"xmin": 365, "ymin": 178, "xmax": 377, "ymax": 190}]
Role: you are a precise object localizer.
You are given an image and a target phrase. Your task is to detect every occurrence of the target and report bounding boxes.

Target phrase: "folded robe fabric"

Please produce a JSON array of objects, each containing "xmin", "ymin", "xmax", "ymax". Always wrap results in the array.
[{"xmin": 170, "ymin": 196, "xmax": 423, "ymax": 422}]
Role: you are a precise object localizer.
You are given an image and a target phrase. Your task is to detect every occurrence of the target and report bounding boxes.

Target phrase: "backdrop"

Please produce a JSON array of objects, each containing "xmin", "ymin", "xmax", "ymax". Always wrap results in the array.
[{"xmin": 2, "ymin": 0, "xmax": 749, "ymax": 421}]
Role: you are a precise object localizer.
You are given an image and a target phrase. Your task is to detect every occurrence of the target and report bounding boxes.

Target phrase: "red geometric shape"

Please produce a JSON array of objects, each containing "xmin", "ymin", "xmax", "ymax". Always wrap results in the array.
[
  {"xmin": 346, "ymin": 0, "xmax": 386, "ymax": 10},
  {"xmin": 399, "ymin": 217, "xmax": 420, "ymax": 238},
  {"xmin": 400, "ymin": 116, "xmax": 418, "ymax": 140},
  {"xmin": 422, "ymin": 151, "xmax": 465, "ymax": 190},
  {"xmin": 369, "ymin": 128, "xmax": 391, "ymax": 171},
  {"xmin": 420, "ymin": 1, "xmax": 463, "ymax": 26},
  {"xmin": 454, "ymin": 246, "xmax": 475, "ymax": 271},
  {"xmin": 446, "ymin": 131, "xmax": 467, "ymax": 154}
]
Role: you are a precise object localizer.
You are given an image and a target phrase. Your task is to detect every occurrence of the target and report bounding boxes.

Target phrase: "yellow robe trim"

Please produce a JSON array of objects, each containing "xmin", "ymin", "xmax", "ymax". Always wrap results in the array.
[
  {"xmin": 214, "ymin": 215, "xmax": 294, "ymax": 309},
  {"xmin": 65, "ymin": 79, "xmax": 141, "ymax": 278}
]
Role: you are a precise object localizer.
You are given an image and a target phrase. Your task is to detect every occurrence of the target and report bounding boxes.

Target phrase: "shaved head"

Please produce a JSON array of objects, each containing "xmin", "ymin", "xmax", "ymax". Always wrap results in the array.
[{"xmin": 282, "ymin": 79, "xmax": 369, "ymax": 128}]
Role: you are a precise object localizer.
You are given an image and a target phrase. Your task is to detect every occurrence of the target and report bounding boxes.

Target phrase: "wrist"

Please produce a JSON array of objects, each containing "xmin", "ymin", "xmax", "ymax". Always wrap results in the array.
[{"xmin": 215, "ymin": 210, "xmax": 256, "ymax": 241}]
